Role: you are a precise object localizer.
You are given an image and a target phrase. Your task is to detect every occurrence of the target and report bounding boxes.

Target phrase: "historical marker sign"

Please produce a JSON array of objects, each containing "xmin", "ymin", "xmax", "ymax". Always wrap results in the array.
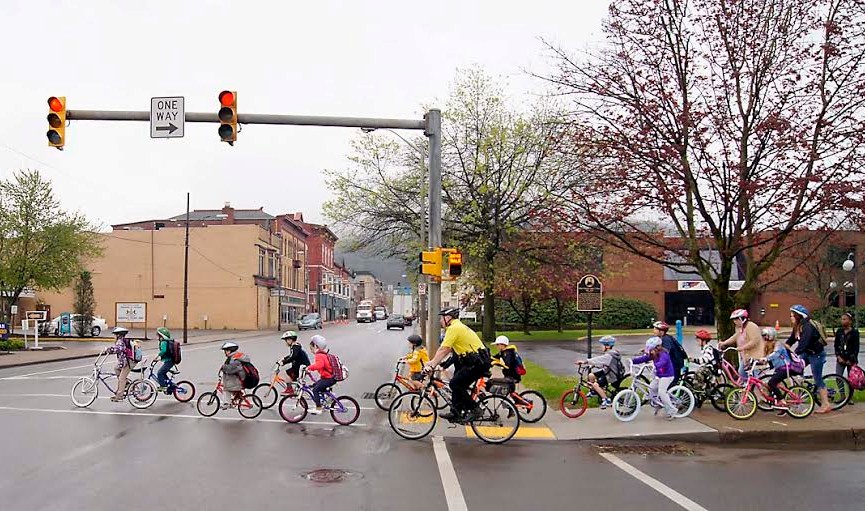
[
  {"xmin": 116, "ymin": 302, "xmax": 147, "ymax": 323},
  {"xmin": 150, "ymin": 96, "xmax": 185, "ymax": 138},
  {"xmin": 577, "ymin": 274, "xmax": 603, "ymax": 312}
]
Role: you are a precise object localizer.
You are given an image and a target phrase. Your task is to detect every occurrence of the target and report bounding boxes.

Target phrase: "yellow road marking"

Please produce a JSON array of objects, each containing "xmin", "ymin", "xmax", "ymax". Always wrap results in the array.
[{"xmin": 465, "ymin": 425, "xmax": 556, "ymax": 439}]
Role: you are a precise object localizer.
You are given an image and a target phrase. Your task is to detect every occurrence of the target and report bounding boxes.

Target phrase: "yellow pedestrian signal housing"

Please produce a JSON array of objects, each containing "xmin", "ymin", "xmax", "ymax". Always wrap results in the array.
[
  {"xmin": 218, "ymin": 90, "xmax": 237, "ymax": 145},
  {"xmin": 447, "ymin": 252, "xmax": 462, "ymax": 277},
  {"xmin": 47, "ymin": 96, "xmax": 66, "ymax": 150},
  {"xmin": 419, "ymin": 249, "xmax": 442, "ymax": 277}
]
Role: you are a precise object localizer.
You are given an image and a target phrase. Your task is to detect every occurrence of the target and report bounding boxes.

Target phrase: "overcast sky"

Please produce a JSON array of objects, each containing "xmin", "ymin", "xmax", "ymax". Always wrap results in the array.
[{"xmin": 1, "ymin": 1, "xmax": 608, "ymax": 230}]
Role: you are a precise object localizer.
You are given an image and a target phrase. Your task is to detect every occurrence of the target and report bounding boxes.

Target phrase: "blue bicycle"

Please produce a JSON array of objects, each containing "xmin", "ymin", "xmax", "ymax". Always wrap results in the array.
[
  {"xmin": 277, "ymin": 367, "xmax": 360, "ymax": 425},
  {"xmin": 141, "ymin": 359, "xmax": 196, "ymax": 402},
  {"xmin": 70, "ymin": 352, "xmax": 158, "ymax": 409}
]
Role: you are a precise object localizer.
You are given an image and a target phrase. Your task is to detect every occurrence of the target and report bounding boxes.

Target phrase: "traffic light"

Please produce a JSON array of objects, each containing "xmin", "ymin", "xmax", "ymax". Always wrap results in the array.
[
  {"xmin": 419, "ymin": 249, "xmax": 442, "ymax": 277},
  {"xmin": 447, "ymin": 251, "xmax": 462, "ymax": 277},
  {"xmin": 47, "ymin": 96, "xmax": 66, "ymax": 150},
  {"xmin": 218, "ymin": 90, "xmax": 237, "ymax": 144}
]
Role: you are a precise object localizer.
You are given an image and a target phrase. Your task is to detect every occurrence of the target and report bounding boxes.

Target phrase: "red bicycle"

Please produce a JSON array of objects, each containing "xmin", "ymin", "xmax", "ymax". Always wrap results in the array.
[{"xmin": 196, "ymin": 374, "xmax": 263, "ymax": 419}]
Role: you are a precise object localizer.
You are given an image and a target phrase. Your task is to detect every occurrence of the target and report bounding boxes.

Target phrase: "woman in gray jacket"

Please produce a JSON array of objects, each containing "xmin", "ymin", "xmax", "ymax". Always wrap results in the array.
[{"xmin": 220, "ymin": 341, "xmax": 250, "ymax": 409}]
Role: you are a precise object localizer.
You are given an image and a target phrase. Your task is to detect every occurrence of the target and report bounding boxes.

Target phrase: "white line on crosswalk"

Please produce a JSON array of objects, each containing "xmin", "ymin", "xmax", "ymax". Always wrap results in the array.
[
  {"xmin": 599, "ymin": 452, "xmax": 708, "ymax": 511},
  {"xmin": 433, "ymin": 436, "xmax": 469, "ymax": 511}
]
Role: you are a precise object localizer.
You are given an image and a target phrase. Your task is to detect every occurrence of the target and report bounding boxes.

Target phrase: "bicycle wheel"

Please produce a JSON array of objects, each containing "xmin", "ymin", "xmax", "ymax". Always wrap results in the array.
[
  {"xmin": 279, "ymin": 395, "xmax": 308, "ymax": 423},
  {"xmin": 668, "ymin": 385, "xmax": 695, "ymax": 418},
  {"xmin": 388, "ymin": 392, "xmax": 436, "ymax": 440},
  {"xmin": 612, "ymin": 389, "xmax": 641, "ymax": 422},
  {"xmin": 196, "ymin": 391, "xmax": 220, "ymax": 417},
  {"xmin": 516, "ymin": 390, "xmax": 547, "ymax": 423},
  {"xmin": 785, "ymin": 385, "xmax": 815, "ymax": 418},
  {"xmin": 471, "ymin": 395, "xmax": 520, "ymax": 444},
  {"xmin": 237, "ymin": 394, "xmax": 263, "ymax": 419},
  {"xmin": 709, "ymin": 383, "xmax": 733, "ymax": 412},
  {"xmin": 253, "ymin": 383, "xmax": 278, "ymax": 410},
  {"xmin": 755, "ymin": 375, "xmax": 775, "ymax": 412},
  {"xmin": 127, "ymin": 379, "xmax": 158, "ymax": 409},
  {"xmin": 172, "ymin": 380, "xmax": 196, "ymax": 403},
  {"xmin": 725, "ymin": 388, "xmax": 757, "ymax": 420},
  {"xmin": 822, "ymin": 374, "xmax": 852, "ymax": 410},
  {"xmin": 374, "ymin": 383, "xmax": 401, "ymax": 411},
  {"xmin": 618, "ymin": 374, "xmax": 651, "ymax": 403},
  {"xmin": 559, "ymin": 389, "xmax": 588, "ymax": 418},
  {"xmin": 71, "ymin": 377, "xmax": 98, "ymax": 408},
  {"xmin": 331, "ymin": 396, "xmax": 361, "ymax": 426}
]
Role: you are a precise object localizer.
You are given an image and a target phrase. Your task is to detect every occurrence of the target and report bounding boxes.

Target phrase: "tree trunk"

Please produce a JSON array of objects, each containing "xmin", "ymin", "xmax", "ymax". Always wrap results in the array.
[
  {"xmin": 555, "ymin": 297, "xmax": 564, "ymax": 333},
  {"xmin": 714, "ymin": 288, "xmax": 736, "ymax": 341},
  {"xmin": 483, "ymin": 288, "xmax": 496, "ymax": 343},
  {"xmin": 521, "ymin": 293, "xmax": 533, "ymax": 335}
]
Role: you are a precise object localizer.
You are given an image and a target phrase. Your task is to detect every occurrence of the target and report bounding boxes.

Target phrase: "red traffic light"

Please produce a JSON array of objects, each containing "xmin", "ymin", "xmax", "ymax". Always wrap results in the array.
[
  {"xmin": 48, "ymin": 96, "xmax": 64, "ymax": 112},
  {"xmin": 219, "ymin": 90, "xmax": 235, "ymax": 107}
]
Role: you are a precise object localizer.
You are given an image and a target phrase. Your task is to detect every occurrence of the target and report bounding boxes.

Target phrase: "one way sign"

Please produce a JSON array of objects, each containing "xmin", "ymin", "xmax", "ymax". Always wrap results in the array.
[{"xmin": 150, "ymin": 96, "xmax": 184, "ymax": 138}]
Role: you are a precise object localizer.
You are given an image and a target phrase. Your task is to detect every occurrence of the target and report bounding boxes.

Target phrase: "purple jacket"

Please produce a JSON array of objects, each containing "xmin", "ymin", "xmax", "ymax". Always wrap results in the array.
[{"xmin": 633, "ymin": 351, "xmax": 674, "ymax": 378}]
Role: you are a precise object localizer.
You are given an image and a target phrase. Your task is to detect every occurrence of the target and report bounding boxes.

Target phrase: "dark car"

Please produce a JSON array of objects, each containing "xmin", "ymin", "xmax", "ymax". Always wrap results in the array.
[
  {"xmin": 386, "ymin": 314, "xmax": 405, "ymax": 330},
  {"xmin": 298, "ymin": 313, "xmax": 323, "ymax": 330}
]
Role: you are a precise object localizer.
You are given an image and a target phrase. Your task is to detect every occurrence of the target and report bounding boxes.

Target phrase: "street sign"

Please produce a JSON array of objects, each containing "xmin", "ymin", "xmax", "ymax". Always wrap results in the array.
[
  {"xmin": 10, "ymin": 305, "xmax": 18, "ymax": 316},
  {"xmin": 576, "ymin": 274, "xmax": 603, "ymax": 312},
  {"xmin": 116, "ymin": 302, "xmax": 147, "ymax": 323},
  {"xmin": 26, "ymin": 310, "xmax": 47, "ymax": 321},
  {"xmin": 418, "ymin": 283, "xmax": 427, "ymax": 295},
  {"xmin": 150, "ymin": 96, "xmax": 184, "ymax": 138}
]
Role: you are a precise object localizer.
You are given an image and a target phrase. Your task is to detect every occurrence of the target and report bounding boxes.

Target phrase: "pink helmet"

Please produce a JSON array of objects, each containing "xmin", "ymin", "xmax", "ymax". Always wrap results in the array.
[{"xmin": 730, "ymin": 309, "xmax": 749, "ymax": 320}]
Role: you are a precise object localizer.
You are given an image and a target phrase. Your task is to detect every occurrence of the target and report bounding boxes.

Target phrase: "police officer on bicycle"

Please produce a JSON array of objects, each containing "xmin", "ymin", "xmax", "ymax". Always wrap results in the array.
[{"xmin": 424, "ymin": 307, "xmax": 491, "ymax": 422}]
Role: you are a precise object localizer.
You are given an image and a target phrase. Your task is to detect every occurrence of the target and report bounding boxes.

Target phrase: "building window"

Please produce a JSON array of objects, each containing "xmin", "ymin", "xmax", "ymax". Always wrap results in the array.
[
  {"xmin": 268, "ymin": 252, "xmax": 276, "ymax": 278},
  {"xmin": 258, "ymin": 248, "xmax": 266, "ymax": 276}
]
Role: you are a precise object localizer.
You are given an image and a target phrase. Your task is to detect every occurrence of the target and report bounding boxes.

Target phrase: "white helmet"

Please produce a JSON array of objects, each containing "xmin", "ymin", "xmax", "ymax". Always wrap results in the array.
[
  {"xmin": 220, "ymin": 341, "xmax": 239, "ymax": 353},
  {"xmin": 493, "ymin": 335, "xmax": 510, "ymax": 346},
  {"xmin": 310, "ymin": 335, "xmax": 327, "ymax": 350},
  {"xmin": 112, "ymin": 326, "xmax": 129, "ymax": 336},
  {"xmin": 645, "ymin": 337, "xmax": 663, "ymax": 351}
]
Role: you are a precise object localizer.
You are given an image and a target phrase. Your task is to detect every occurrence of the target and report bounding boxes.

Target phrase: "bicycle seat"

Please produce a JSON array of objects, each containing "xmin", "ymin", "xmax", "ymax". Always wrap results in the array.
[{"xmin": 129, "ymin": 367, "xmax": 145, "ymax": 373}]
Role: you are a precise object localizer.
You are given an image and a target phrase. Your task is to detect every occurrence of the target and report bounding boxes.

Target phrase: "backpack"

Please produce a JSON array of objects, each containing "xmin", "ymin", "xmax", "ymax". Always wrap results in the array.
[
  {"xmin": 513, "ymin": 350, "xmax": 527, "ymax": 376},
  {"xmin": 849, "ymin": 365, "xmax": 865, "ymax": 390},
  {"xmin": 167, "ymin": 339, "xmax": 182, "ymax": 365},
  {"xmin": 666, "ymin": 336, "xmax": 687, "ymax": 371},
  {"xmin": 787, "ymin": 350, "xmax": 805, "ymax": 374},
  {"xmin": 610, "ymin": 352, "xmax": 626, "ymax": 382},
  {"xmin": 239, "ymin": 359, "xmax": 260, "ymax": 389},
  {"xmin": 810, "ymin": 320, "xmax": 829, "ymax": 346},
  {"xmin": 326, "ymin": 353, "xmax": 348, "ymax": 382},
  {"xmin": 125, "ymin": 340, "xmax": 143, "ymax": 363}
]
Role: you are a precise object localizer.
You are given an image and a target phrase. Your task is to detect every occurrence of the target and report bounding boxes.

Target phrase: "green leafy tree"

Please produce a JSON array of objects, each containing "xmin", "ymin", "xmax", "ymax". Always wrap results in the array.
[{"xmin": 72, "ymin": 271, "xmax": 96, "ymax": 336}]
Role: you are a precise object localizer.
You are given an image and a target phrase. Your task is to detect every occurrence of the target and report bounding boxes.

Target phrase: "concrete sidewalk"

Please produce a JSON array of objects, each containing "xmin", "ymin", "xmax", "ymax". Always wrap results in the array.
[{"xmin": 0, "ymin": 330, "xmax": 269, "ymax": 369}]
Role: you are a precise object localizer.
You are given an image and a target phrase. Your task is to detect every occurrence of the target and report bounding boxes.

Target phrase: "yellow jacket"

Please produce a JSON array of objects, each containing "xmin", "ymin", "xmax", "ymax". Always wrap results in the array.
[{"xmin": 405, "ymin": 347, "xmax": 429, "ymax": 373}]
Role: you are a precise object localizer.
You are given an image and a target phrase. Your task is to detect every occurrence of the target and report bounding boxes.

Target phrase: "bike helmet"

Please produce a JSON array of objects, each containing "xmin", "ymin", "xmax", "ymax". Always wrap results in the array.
[
  {"xmin": 439, "ymin": 307, "xmax": 461, "ymax": 318},
  {"xmin": 220, "ymin": 341, "xmax": 239, "ymax": 353},
  {"xmin": 761, "ymin": 327, "xmax": 777, "ymax": 341},
  {"xmin": 598, "ymin": 335, "xmax": 616, "ymax": 347},
  {"xmin": 112, "ymin": 326, "xmax": 129, "ymax": 336},
  {"xmin": 156, "ymin": 327, "xmax": 172, "ymax": 341},
  {"xmin": 652, "ymin": 321, "xmax": 669, "ymax": 331},
  {"xmin": 730, "ymin": 309, "xmax": 749, "ymax": 320},
  {"xmin": 407, "ymin": 334, "xmax": 423, "ymax": 347},
  {"xmin": 493, "ymin": 335, "xmax": 510, "ymax": 346},
  {"xmin": 645, "ymin": 336, "xmax": 663, "ymax": 351},
  {"xmin": 310, "ymin": 334, "xmax": 327, "ymax": 350},
  {"xmin": 695, "ymin": 329, "xmax": 712, "ymax": 341},
  {"xmin": 790, "ymin": 304, "xmax": 809, "ymax": 319},
  {"xmin": 281, "ymin": 330, "xmax": 298, "ymax": 341}
]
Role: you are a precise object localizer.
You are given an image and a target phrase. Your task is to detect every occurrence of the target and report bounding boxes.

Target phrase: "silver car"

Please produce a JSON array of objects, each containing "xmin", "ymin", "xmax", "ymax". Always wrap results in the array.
[{"xmin": 298, "ymin": 313, "xmax": 323, "ymax": 330}]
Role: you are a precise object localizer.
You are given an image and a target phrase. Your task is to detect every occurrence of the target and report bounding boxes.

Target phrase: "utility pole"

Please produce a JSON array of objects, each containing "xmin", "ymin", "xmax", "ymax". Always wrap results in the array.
[
  {"xmin": 426, "ymin": 110, "xmax": 442, "ymax": 353},
  {"xmin": 183, "ymin": 193, "xmax": 190, "ymax": 344}
]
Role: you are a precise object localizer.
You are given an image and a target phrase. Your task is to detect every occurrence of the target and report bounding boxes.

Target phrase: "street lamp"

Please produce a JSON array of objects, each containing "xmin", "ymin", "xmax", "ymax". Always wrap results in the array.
[{"xmin": 843, "ymin": 252, "xmax": 858, "ymax": 328}]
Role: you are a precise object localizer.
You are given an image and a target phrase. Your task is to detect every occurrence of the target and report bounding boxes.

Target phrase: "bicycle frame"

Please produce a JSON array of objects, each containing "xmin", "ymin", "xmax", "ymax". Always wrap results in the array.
[
  {"xmin": 390, "ymin": 361, "xmax": 418, "ymax": 391},
  {"xmin": 292, "ymin": 368, "xmax": 348, "ymax": 413},
  {"xmin": 740, "ymin": 363, "xmax": 796, "ymax": 404},
  {"xmin": 91, "ymin": 352, "xmax": 136, "ymax": 395},
  {"xmin": 212, "ymin": 374, "xmax": 256, "ymax": 410}
]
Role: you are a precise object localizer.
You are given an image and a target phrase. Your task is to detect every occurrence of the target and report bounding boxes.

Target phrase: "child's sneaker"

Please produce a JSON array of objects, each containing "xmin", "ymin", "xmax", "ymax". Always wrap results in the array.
[
  {"xmin": 666, "ymin": 414, "xmax": 675, "ymax": 421},
  {"xmin": 600, "ymin": 398, "xmax": 611, "ymax": 409},
  {"xmin": 308, "ymin": 406, "xmax": 323, "ymax": 415},
  {"xmin": 220, "ymin": 402, "xmax": 231, "ymax": 410}
]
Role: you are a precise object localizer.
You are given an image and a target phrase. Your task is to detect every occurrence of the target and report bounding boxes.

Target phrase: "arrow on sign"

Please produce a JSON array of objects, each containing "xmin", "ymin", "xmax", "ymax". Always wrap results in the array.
[{"xmin": 155, "ymin": 123, "xmax": 178, "ymax": 134}]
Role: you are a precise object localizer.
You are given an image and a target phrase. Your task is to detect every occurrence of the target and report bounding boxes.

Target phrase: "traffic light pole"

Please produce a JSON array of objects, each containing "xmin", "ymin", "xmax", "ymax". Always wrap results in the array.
[{"xmin": 426, "ymin": 110, "xmax": 442, "ymax": 354}]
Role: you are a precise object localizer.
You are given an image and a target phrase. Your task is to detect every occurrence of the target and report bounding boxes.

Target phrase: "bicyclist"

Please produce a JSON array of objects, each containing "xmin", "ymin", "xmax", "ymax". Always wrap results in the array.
[
  {"xmin": 575, "ymin": 335, "xmax": 622, "ymax": 409},
  {"xmin": 688, "ymin": 329, "xmax": 719, "ymax": 395},
  {"xmin": 155, "ymin": 327, "xmax": 176, "ymax": 393},
  {"xmin": 718, "ymin": 309, "xmax": 764, "ymax": 383},
  {"xmin": 103, "ymin": 326, "xmax": 134, "ymax": 402},
  {"xmin": 786, "ymin": 305, "xmax": 831, "ymax": 414},
  {"xmin": 402, "ymin": 334, "xmax": 429, "ymax": 391},
  {"xmin": 491, "ymin": 335, "xmax": 522, "ymax": 380},
  {"xmin": 763, "ymin": 326, "xmax": 805, "ymax": 415},
  {"xmin": 279, "ymin": 330, "xmax": 310, "ymax": 394},
  {"xmin": 306, "ymin": 335, "xmax": 335, "ymax": 415},
  {"xmin": 424, "ymin": 307, "xmax": 491, "ymax": 422},
  {"xmin": 632, "ymin": 337, "xmax": 677, "ymax": 420},
  {"xmin": 220, "ymin": 341, "xmax": 250, "ymax": 409},
  {"xmin": 653, "ymin": 321, "xmax": 687, "ymax": 385}
]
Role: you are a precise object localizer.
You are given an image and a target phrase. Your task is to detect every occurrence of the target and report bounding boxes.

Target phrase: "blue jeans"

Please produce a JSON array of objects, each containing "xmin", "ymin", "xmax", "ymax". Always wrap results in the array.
[
  {"xmin": 311, "ymin": 377, "xmax": 336, "ymax": 407},
  {"xmin": 156, "ymin": 360, "xmax": 173, "ymax": 388},
  {"xmin": 805, "ymin": 351, "xmax": 827, "ymax": 390}
]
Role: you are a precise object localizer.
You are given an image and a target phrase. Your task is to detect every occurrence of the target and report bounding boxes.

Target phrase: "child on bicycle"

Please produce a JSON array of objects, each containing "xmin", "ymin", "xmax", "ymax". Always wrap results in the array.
[
  {"xmin": 689, "ymin": 329, "xmax": 719, "ymax": 393},
  {"xmin": 279, "ymin": 330, "xmax": 310, "ymax": 394},
  {"xmin": 103, "ymin": 326, "xmax": 134, "ymax": 402},
  {"xmin": 306, "ymin": 335, "xmax": 335, "ymax": 414},
  {"xmin": 220, "ymin": 341, "xmax": 250, "ymax": 409},
  {"xmin": 401, "ymin": 334, "xmax": 429, "ymax": 390},
  {"xmin": 575, "ymin": 335, "xmax": 622, "ymax": 409},
  {"xmin": 762, "ymin": 327, "xmax": 805, "ymax": 415},
  {"xmin": 632, "ymin": 337, "xmax": 677, "ymax": 420},
  {"xmin": 155, "ymin": 327, "xmax": 176, "ymax": 394}
]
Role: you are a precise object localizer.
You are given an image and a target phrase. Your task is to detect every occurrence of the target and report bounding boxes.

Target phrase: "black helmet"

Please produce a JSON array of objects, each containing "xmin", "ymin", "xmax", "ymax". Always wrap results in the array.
[
  {"xmin": 407, "ymin": 334, "xmax": 423, "ymax": 347},
  {"xmin": 439, "ymin": 307, "xmax": 461, "ymax": 318}
]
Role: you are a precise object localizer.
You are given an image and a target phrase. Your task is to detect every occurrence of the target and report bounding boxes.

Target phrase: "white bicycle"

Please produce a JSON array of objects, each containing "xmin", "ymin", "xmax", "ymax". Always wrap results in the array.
[
  {"xmin": 612, "ymin": 362, "xmax": 695, "ymax": 422},
  {"xmin": 70, "ymin": 352, "xmax": 158, "ymax": 409}
]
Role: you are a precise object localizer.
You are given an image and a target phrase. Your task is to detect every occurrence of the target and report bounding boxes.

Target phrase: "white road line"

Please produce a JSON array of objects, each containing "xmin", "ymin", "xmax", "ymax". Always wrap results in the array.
[
  {"xmin": 599, "ymin": 452, "xmax": 707, "ymax": 511},
  {"xmin": 432, "ymin": 436, "xmax": 469, "ymax": 511},
  {"xmin": 1, "ymin": 363, "xmax": 94, "ymax": 379},
  {"xmin": 1, "ymin": 376, "xmax": 82, "ymax": 380},
  {"xmin": 0, "ymin": 393, "xmax": 380, "ymax": 410},
  {"xmin": 0, "ymin": 405, "xmax": 367, "ymax": 427},
  {"xmin": 771, "ymin": 420, "xmax": 788, "ymax": 426}
]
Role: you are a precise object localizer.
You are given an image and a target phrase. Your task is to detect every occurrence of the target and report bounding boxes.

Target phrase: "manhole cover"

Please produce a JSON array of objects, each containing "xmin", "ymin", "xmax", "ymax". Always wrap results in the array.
[
  {"xmin": 301, "ymin": 469, "xmax": 363, "ymax": 483},
  {"xmin": 595, "ymin": 444, "xmax": 695, "ymax": 456}
]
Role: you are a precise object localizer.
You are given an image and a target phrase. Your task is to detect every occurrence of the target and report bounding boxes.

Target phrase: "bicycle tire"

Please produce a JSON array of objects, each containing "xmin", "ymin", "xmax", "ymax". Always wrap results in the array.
[
  {"xmin": 331, "ymin": 396, "xmax": 360, "ymax": 425},
  {"xmin": 279, "ymin": 395, "xmax": 308, "ymax": 423},
  {"xmin": 374, "ymin": 383, "xmax": 401, "ymax": 411},
  {"xmin": 709, "ymin": 383, "xmax": 733, "ymax": 412},
  {"xmin": 559, "ymin": 389, "xmax": 588, "ymax": 419},
  {"xmin": 196, "ymin": 392, "xmax": 220, "ymax": 417},
  {"xmin": 516, "ymin": 390, "xmax": 547, "ymax": 423},
  {"xmin": 821, "ymin": 373, "xmax": 852, "ymax": 410},
  {"xmin": 172, "ymin": 380, "xmax": 196, "ymax": 403},
  {"xmin": 237, "ymin": 394, "xmax": 263, "ymax": 419},
  {"xmin": 71, "ymin": 377, "xmax": 98, "ymax": 408},
  {"xmin": 785, "ymin": 385, "xmax": 815, "ymax": 418},
  {"xmin": 612, "ymin": 389, "xmax": 641, "ymax": 422},
  {"xmin": 668, "ymin": 385, "xmax": 695, "ymax": 418},
  {"xmin": 725, "ymin": 388, "xmax": 757, "ymax": 420},
  {"xmin": 388, "ymin": 392, "xmax": 436, "ymax": 440},
  {"xmin": 253, "ymin": 383, "xmax": 278, "ymax": 410},
  {"xmin": 471, "ymin": 395, "xmax": 520, "ymax": 444},
  {"xmin": 128, "ymin": 379, "xmax": 158, "ymax": 409}
]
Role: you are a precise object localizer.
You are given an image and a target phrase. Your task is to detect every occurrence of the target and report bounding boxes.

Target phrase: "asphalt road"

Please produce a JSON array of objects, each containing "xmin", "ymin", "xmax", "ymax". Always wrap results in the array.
[{"xmin": 0, "ymin": 322, "xmax": 862, "ymax": 511}]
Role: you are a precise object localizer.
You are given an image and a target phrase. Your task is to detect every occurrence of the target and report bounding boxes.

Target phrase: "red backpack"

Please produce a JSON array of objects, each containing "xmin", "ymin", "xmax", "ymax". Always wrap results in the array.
[{"xmin": 326, "ymin": 353, "xmax": 348, "ymax": 382}]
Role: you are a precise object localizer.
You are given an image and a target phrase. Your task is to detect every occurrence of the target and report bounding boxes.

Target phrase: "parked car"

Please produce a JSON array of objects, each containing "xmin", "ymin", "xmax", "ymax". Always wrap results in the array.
[
  {"xmin": 386, "ymin": 314, "xmax": 405, "ymax": 330},
  {"xmin": 48, "ymin": 314, "xmax": 109, "ymax": 337},
  {"xmin": 403, "ymin": 314, "xmax": 414, "ymax": 326},
  {"xmin": 298, "ymin": 313, "xmax": 323, "ymax": 330}
]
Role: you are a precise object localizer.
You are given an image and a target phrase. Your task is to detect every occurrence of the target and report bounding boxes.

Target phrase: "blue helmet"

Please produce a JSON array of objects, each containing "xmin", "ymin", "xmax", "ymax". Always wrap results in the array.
[
  {"xmin": 599, "ymin": 335, "xmax": 616, "ymax": 347},
  {"xmin": 790, "ymin": 304, "xmax": 809, "ymax": 319},
  {"xmin": 645, "ymin": 337, "xmax": 662, "ymax": 351}
]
